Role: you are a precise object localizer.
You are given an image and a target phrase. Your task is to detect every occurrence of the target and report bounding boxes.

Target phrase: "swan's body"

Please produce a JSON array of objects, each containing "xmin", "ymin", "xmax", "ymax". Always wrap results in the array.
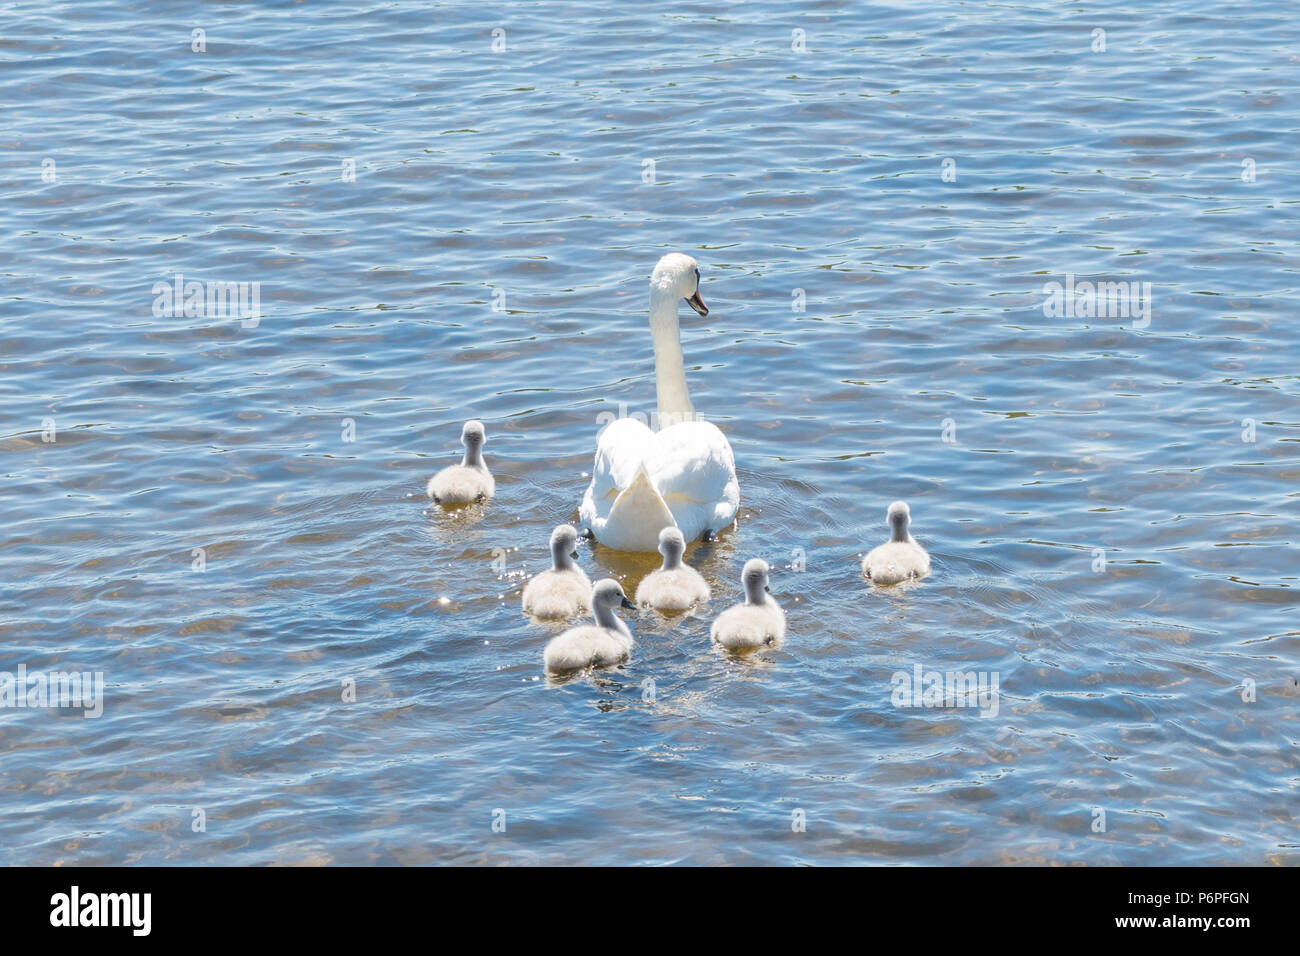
[
  {"xmin": 711, "ymin": 558, "xmax": 785, "ymax": 650},
  {"xmin": 522, "ymin": 525, "xmax": 591, "ymax": 619},
  {"xmin": 580, "ymin": 254, "xmax": 739, "ymax": 552},
  {"xmin": 428, "ymin": 420, "xmax": 494, "ymax": 504},
  {"xmin": 636, "ymin": 527, "xmax": 710, "ymax": 611},
  {"xmin": 543, "ymin": 579, "xmax": 636, "ymax": 673},
  {"xmin": 862, "ymin": 501, "xmax": 930, "ymax": 584}
]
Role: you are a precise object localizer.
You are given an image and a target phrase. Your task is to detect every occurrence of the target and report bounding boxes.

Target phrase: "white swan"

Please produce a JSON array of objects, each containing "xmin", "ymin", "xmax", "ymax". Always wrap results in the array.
[
  {"xmin": 711, "ymin": 558, "xmax": 785, "ymax": 650},
  {"xmin": 862, "ymin": 501, "xmax": 931, "ymax": 584},
  {"xmin": 543, "ymin": 579, "xmax": 636, "ymax": 673},
  {"xmin": 522, "ymin": 524, "xmax": 591, "ymax": 619},
  {"xmin": 579, "ymin": 253, "xmax": 739, "ymax": 552},
  {"xmin": 427, "ymin": 420, "xmax": 494, "ymax": 504},
  {"xmin": 635, "ymin": 526, "xmax": 711, "ymax": 611}
]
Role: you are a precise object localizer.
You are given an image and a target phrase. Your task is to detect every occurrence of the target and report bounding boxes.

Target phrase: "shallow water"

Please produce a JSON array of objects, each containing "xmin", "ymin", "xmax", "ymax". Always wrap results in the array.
[{"xmin": 1, "ymin": 0, "xmax": 1297, "ymax": 865}]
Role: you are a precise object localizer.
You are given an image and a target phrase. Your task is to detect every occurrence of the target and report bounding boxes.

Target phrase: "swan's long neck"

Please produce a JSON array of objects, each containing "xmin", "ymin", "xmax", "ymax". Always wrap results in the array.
[
  {"xmin": 744, "ymin": 577, "xmax": 767, "ymax": 605},
  {"xmin": 592, "ymin": 598, "xmax": 631, "ymax": 637},
  {"xmin": 462, "ymin": 444, "xmax": 484, "ymax": 469},
  {"xmin": 660, "ymin": 545, "xmax": 683, "ymax": 571},
  {"xmin": 890, "ymin": 515, "xmax": 910, "ymax": 543},
  {"xmin": 649, "ymin": 289, "xmax": 694, "ymax": 426},
  {"xmin": 550, "ymin": 539, "xmax": 574, "ymax": 572}
]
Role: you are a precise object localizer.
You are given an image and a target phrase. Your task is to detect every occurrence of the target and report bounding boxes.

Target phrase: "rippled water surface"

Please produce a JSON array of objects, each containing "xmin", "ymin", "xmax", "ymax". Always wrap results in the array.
[{"xmin": 2, "ymin": 0, "xmax": 1298, "ymax": 865}]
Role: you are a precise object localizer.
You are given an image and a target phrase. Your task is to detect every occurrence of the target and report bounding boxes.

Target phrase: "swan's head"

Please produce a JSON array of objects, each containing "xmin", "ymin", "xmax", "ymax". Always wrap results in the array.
[
  {"xmin": 461, "ymin": 419, "xmax": 486, "ymax": 450},
  {"xmin": 657, "ymin": 526, "xmax": 686, "ymax": 566},
  {"xmin": 887, "ymin": 500, "xmax": 911, "ymax": 541},
  {"xmin": 741, "ymin": 557, "xmax": 771, "ymax": 603},
  {"xmin": 592, "ymin": 578, "xmax": 636, "ymax": 611},
  {"xmin": 651, "ymin": 253, "xmax": 707, "ymax": 317},
  {"xmin": 551, "ymin": 524, "xmax": 580, "ymax": 560}
]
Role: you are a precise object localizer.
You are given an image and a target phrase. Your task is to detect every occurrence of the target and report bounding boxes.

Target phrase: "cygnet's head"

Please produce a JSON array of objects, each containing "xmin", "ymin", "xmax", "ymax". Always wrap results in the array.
[
  {"xmin": 741, "ymin": 557, "xmax": 771, "ymax": 604},
  {"xmin": 550, "ymin": 524, "xmax": 579, "ymax": 563},
  {"xmin": 592, "ymin": 578, "xmax": 635, "ymax": 611},
  {"xmin": 657, "ymin": 526, "xmax": 685, "ymax": 567},
  {"xmin": 651, "ymin": 253, "xmax": 707, "ymax": 316},
  {"xmin": 461, "ymin": 419, "xmax": 486, "ymax": 448},
  {"xmin": 887, "ymin": 500, "xmax": 911, "ymax": 541}
]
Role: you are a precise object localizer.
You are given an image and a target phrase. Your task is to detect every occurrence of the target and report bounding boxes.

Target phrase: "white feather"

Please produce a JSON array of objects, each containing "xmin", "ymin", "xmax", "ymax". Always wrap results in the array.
[{"xmin": 580, "ymin": 418, "xmax": 738, "ymax": 551}]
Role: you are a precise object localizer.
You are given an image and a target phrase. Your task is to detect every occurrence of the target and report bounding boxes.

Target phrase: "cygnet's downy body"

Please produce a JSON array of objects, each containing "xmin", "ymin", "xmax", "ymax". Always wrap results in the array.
[
  {"xmin": 543, "ymin": 579, "xmax": 636, "ymax": 673},
  {"xmin": 710, "ymin": 558, "xmax": 785, "ymax": 651},
  {"xmin": 428, "ymin": 420, "xmax": 494, "ymax": 504},
  {"xmin": 862, "ymin": 501, "xmax": 930, "ymax": 585},
  {"xmin": 522, "ymin": 524, "xmax": 591, "ymax": 619},
  {"xmin": 635, "ymin": 526, "xmax": 710, "ymax": 611}
]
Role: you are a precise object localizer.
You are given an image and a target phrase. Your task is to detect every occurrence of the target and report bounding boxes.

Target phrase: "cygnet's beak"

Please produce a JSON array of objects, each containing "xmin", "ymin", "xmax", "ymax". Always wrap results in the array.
[
  {"xmin": 684, "ymin": 290, "xmax": 708, "ymax": 316},
  {"xmin": 570, "ymin": 549, "xmax": 579, "ymax": 559},
  {"xmin": 764, "ymin": 584, "xmax": 772, "ymax": 593},
  {"xmin": 620, "ymin": 597, "xmax": 636, "ymax": 610}
]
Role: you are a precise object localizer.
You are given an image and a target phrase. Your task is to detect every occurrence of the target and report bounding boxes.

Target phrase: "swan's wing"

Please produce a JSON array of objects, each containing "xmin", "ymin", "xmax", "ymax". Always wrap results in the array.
[
  {"xmin": 650, "ymin": 421, "xmax": 740, "ymax": 539},
  {"xmin": 581, "ymin": 417, "xmax": 738, "ymax": 549},
  {"xmin": 580, "ymin": 417, "xmax": 656, "ymax": 527}
]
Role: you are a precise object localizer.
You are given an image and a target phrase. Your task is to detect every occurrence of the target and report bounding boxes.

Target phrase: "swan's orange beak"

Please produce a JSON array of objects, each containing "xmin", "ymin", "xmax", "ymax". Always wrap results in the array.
[{"xmin": 684, "ymin": 290, "xmax": 708, "ymax": 316}]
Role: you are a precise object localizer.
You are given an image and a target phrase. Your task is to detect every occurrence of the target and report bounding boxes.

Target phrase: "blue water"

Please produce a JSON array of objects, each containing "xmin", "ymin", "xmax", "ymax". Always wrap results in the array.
[{"xmin": 1, "ymin": 0, "xmax": 1297, "ymax": 864}]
